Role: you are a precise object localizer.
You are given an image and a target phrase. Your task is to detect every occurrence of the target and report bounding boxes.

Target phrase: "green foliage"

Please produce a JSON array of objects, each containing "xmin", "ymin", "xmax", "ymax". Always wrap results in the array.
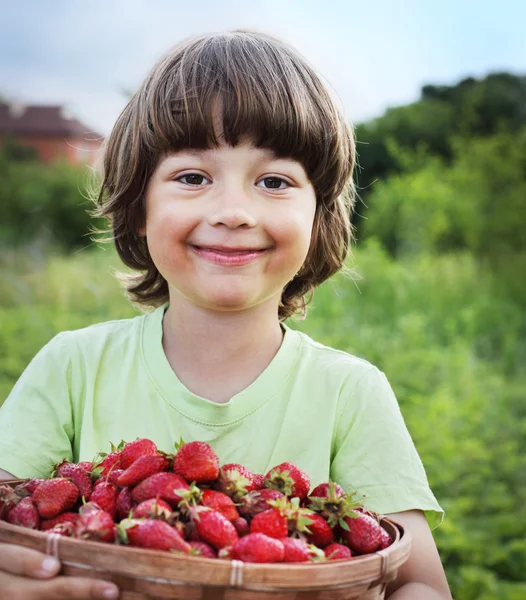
[
  {"xmin": 0, "ymin": 147, "xmax": 102, "ymax": 251},
  {"xmin": 1, "ymin": 241, "xmax": 525, "ymax": 599}
]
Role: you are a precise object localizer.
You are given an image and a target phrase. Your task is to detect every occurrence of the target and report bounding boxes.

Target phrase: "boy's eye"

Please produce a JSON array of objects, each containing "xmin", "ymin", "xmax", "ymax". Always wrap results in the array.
[
  {"xmin": 257, "ymin": 177, "xmax": 288, "ymax": 190},
  {"xmin": 178, "ymin": 173, "xmax": 210, "ymax": 186}
]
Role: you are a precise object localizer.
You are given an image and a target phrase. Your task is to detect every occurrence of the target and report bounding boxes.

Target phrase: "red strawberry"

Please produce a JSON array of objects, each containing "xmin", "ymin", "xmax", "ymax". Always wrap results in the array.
[
  {"xmin": 119, "ymin": 518, "xmax": 191, "ymax": 553},
  {"xmin": 75, "ymin": 505, "xmax": 115, "ymax": 543},
  {"xmin": 77, "ymin": 461, "xmax": 93, "ymax": 474},
  {"xmin": 379, "ymin": 527, "xmax": 392, "ymax": 550},
  {"xmin": 216, "ymin": 463, "xmax": 259, "ymax": 500},
  {"xmin": 188, "ymin": 541, "xmax": 217, "ymax": 558},
  {"xmin": 116, "ymin": 487, "xmax": 134, "ymax": 521},
  {"xmin": 14, "ymin": 478, "xmax": 46, "ymax": 496},
  {"xmin": 190, "ymin": 506, "xmax": 238, "ymax": 550},
  {"xmin": 232, "ymin": 533, "xmax": 284, "ymax": 563},
  {"xmin": 250, "ymin": 508, "xmax": 288, "ymax": 539},
  {"xmin": 133, "ymin": 498, "xmax": 173, "ymax": 520},
  {"xmin": 253, "ymin": 474, "xmax": 265, "ymax": 489},
  {"xmin": 93, "ymin": 450, "xmax": 122, "ymax": 478},
  {"xmin": 55, "ymin": 460, "xmax": 93, "ymax": 501},
  {"xmin": 237, "ymin": 489, "xmax": 285, "ymax": 518},
  {"xmin": 281, "ymin": 537, "xmax": 315, "ymax": 563},
  {"xmin": 324, "ymin": 543, "xmax": 352, "ymax": 560},
  {"xmin": 201, "ymin": 489, "xmax": 239, "ymax": 522},
  {"xmin": 232, "ymin": 517, "xmax": 250, "ymax": 537},
  {"xmin": 0, "ymin": 486, "xmax": 18, "ymax": 520},
  {"xmin": 131, "ymin": 472, "xmax": 190, "ymax": 508},
  {"xmin": 264, "ymin": 462, "xmax": 311, "ymax": 501},
  {"xmin": 41, "ymin": 512, "xmax": 78, "ymax": 532},
  {"xmin": 120, "ymin": 438, "xmax": 158, "ymax": 470},
  {"xmin": 7, "ymin": 497, "xmax": 40, "ymax": 529},
  {"xmin": 90, "ymin": 482, "xmax": 119, "ymax": 518},
  {"xmin": 117, "ymin": 454, "xmax": 170, "ymax": 487},
  {"xmin": 103, "ymin": 468, "xmax": 124, "ymax": 486},
  {"xmin": 32, "ymin": 478, "xmax": 79, "ymax": 519},
  {"xmin": 218, "ymin": 546, "xmax": 234, "ymax": 559},
  {"xmin": 173, "ymin": 441, "xmax": 219, "ymax": 484},
  {"xmin": 310, "ymin": 482, "xmax": 345, "ymax": 500},
  {"xmin": 341, "ymin": 510, "xmax": 382, "ymax": 554},
  {"xmin": 304, "ymin": 512, "xmax": 335, "ymax": 548}
]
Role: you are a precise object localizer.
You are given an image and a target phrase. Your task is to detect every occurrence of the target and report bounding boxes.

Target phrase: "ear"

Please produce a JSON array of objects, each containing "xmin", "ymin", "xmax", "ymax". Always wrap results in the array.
[{"xmin": 137, "ymin": 224, "xmax": 146, "ymax": 238}]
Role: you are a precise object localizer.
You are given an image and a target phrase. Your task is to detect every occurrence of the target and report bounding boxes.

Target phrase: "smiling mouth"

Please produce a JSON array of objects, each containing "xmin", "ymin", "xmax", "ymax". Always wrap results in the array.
[{"xmin": 189, "ymin": 245, "xmax": 269, "ymax": 266}]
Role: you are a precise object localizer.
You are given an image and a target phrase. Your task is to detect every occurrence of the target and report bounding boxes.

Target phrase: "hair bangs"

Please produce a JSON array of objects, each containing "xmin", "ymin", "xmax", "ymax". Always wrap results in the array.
[{"xmin": 143, "ymin": 32, "xmax": 335, "ymax": 182}]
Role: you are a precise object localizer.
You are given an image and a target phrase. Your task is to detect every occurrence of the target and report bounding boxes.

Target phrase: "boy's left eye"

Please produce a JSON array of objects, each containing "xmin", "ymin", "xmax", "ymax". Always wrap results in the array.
[{"xmin": 257, "ymin": 177, "xmax": 288, "ymax": 190}]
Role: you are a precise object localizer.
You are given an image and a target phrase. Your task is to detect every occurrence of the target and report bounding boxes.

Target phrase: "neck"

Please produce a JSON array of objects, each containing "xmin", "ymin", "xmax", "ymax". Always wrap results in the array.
[{"xmin": 161, "ymin": 293, "xmax": 284, "ymax": 403}]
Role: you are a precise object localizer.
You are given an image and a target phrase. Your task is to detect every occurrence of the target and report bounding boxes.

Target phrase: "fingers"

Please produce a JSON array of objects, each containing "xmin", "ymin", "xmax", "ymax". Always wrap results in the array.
[
  {"xmin": 36, "ymin": 575, "xmax": 119, "ymax": 599},
  {"xmin": 0, "ymin": 543, "xmax": 61, "ymax": 579},
  {"xmin": 0, "ymin": 543, "xmax": 119, "ymax": 599}
]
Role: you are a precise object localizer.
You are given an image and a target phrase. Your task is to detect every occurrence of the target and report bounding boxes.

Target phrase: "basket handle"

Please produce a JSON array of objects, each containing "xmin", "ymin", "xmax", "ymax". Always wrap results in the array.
[{"xmin": 377, "ymin": 547, "xmax": 390, "ymax": 580}]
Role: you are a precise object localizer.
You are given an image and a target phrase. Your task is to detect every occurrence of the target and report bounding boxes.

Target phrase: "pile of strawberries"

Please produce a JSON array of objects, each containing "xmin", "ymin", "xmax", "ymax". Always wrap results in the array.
[{"xmin": 0, "ymin": 438, "xmax": 392, "ymax": 563}]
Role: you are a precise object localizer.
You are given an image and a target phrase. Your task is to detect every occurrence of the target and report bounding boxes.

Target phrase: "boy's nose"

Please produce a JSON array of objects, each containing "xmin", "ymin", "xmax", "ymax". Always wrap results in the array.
[{"xmin": 207, "ymin": 197, "xmax": 257, "ymax": 229}]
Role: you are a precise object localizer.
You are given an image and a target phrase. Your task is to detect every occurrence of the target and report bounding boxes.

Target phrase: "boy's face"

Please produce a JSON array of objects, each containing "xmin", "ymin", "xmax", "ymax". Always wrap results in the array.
[{"xmin": 140, "ymin": 140, "xmax": 316, "ymax": 316}]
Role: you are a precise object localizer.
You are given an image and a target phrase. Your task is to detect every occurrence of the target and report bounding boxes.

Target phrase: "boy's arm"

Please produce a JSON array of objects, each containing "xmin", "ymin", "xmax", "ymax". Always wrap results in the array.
[{"xmin": 385, "ymin": 510, "xmax": 453, "ymax": 599}]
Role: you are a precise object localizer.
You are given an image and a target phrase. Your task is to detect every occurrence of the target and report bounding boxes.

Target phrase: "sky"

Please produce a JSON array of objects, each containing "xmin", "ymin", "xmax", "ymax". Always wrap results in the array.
[{"xmin": 0, "ymin": 0, "xmax": 525, "ymax": 137}]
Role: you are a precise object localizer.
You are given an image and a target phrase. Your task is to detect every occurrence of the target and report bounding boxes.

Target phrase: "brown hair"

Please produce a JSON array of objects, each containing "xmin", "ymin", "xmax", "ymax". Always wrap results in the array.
[{"xmin": 92, "ymin": 29, "xmax": 357, "ymax": 321}]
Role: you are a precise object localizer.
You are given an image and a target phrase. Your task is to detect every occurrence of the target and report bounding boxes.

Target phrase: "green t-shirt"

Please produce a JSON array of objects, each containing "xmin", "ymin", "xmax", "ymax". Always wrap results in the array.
[{"xmin": 0, "ymin": 304, "xmax": 444, "ymax": 529}]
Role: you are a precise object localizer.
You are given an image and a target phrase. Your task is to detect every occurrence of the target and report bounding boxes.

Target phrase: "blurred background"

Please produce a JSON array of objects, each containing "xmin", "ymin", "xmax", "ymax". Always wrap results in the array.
[{"xmin": 1, "ymin": 1, "xmax": 525, "ymax": 598}]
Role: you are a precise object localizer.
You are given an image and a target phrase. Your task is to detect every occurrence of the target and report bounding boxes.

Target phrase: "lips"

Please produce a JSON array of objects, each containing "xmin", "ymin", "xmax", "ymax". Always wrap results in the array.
[{"xmin": 189, "ymin": 245, "xmax": 268, "ymax": 266}]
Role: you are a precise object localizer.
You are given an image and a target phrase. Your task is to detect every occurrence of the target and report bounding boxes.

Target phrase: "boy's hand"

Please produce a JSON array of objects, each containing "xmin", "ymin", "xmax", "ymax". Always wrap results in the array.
[{"xmin": 0, "ymin": 543, "xmax": 119, "ymax": 599}]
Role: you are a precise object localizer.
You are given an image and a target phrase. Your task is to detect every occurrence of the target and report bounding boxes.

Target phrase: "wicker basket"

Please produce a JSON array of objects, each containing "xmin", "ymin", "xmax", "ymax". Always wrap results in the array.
[{"xmin": 0, "ymin": 479, "xmax": 411, "ymax": 599}]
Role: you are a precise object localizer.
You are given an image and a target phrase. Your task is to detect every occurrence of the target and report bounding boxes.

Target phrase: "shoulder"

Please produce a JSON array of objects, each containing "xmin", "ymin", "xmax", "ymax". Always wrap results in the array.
[{"xmin": 288, "ymin": 325, "xmax": 381, "ymax": 385}]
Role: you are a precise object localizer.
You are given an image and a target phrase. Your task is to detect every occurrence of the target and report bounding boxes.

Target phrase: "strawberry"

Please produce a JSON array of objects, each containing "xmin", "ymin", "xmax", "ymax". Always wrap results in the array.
[
  {"xmin": 90, "ymin": 482, "xmax": 119, "ymax": 518},
  {"xmin": 14, "ymin": 478, "xmax": 46, "ymax": 496},
  {"xmin": 75, "ymin": 505, "xmax": 115, "ymax": 543},
  {"xmin": 119, "ymin": 518, "xmax": 191, "ymax": 553},
  {"xmin": 188, "ymin": 541, "xmax": 217, "ymax": 558},
  {"xmin": 54, "ymin": 460, "xmax": 93, "ymax": 501},
  {"xmin": 41, "ymin": 512, "xmax": 78, "ymax": 532},
  {"xmin": 131, "ymin": 472, "xmax": 190, "ymax": 508},
  {"xmin": 216, "ymin": 463, "xmax": 259, "ymax": 500},
  {"xmin": 0, "ymin": 485, "xmax": 22, "ymax": 520},
  {"xmin": 218, "ymin": 546, "xmax": 234, "ymax": 559},
  {"xmin": 93, "ymin": 449, "xmax": 122, "ymax": 478},
  {"xmin": 341, "ymin": 510, "xmax": 382, "ymax": 554},
  {"xmin": 117, "ymin": 454, "xmax": 170, "ymax": 487},
  {"xmin": 309, "ymin": 482, "xmax": 345, "ymax": 500},
  {"xmin": 7, "ymin": 497, "xmax": 40, "ymax": 529},
  {"xmin": 201, "ymin": 489, "xmax": 239, "ymax": 522},
  {"xmin": 32, "ymin": 478, "xmax": 79, "ymax": 519},
  {"xmin": 324, "ymin": 543, "xmax": 352, "ymax": 560},
  {"xmin": 237, "ymin": 489, "xmax": 285, "ymax": 518},
  {"xmin": 116, "ymin": 487, "xmax": 134, "ymax": 521},
  {"xmin": 264, "ymin": 462, "xmax": 311, "ymax": 501},
  {"xmin": 232, "ymin": 517, "xmax": 250, "ymax": 537},
  {"xmin": 104, "ymin": 469, "xmax": 125, "ymax": 487},
  {"xmin": 253, "ymin": 474, "xmax": 265, "ymax": 489},
  {"xmin": 303, "ymin": 512, "xmax": 335, "ymax": 548},
  {"xmin": 173, "ymin": 440, "xmax": 219, "ymax": 484},
  {"xmin": 379, "ymin": 527, "xmax": 392, "ymax": 550},
  {"xmin": 77, "ymin": 461, "xmax": 93, "ymax": 474},
  {"xmin": 250, "ymin": 508, "xmax": 288, "ymax": 539},
  {"xmin": 190, "ymin": 506, "xmax": 238, "ymax": 550},
  {"xmin": 120, "ymin": 438, "xmax": 159, "ymax": 470},
  {"xmin": 280, "ymin": 537, "xmax": 321, "ymax": 563},
  {"xmin": 232, "ymin": 533, "xmax": 284, "ymax": 563},
  {"xmin": 133, "ymin": 498, "xmax": 173, "ymax": 520}
]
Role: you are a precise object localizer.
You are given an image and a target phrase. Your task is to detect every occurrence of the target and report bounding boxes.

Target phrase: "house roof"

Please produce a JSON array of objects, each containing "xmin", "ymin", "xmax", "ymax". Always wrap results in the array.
[{"xmin": 0, "ymin": 102, "xmax": 102, "ymax": 139}]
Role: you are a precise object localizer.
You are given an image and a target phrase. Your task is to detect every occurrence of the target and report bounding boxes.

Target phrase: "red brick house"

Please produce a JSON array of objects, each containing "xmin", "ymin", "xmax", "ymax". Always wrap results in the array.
[{"xmin": 0, "ymin": 101, "xmax": 103, "ymax": 166}]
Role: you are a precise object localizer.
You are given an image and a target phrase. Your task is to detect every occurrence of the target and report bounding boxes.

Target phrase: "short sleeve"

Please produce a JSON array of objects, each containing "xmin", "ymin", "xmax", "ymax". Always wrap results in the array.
[
  {"xmin": 330, "ymin": 366, "xmax": 444, "ymax": 530},
  {"xmin": 0, "ymin": 332, "xmax": 74, "ymax": 478}
]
